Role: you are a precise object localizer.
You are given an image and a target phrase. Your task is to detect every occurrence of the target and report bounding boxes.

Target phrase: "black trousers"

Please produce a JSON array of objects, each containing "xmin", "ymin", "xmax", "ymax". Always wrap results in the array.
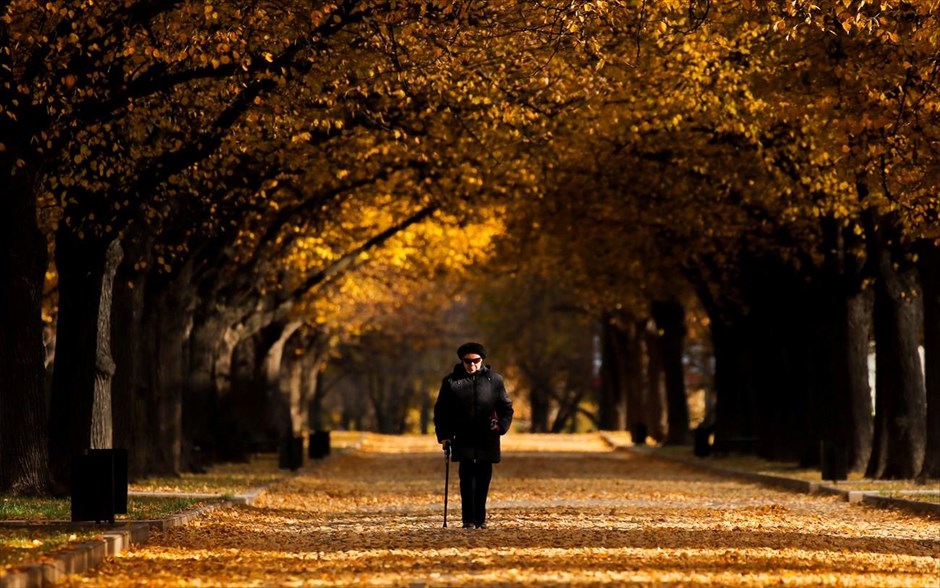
[{"xmin": 458, "ymin": 460, "xmax": 493, "ymax": 526}]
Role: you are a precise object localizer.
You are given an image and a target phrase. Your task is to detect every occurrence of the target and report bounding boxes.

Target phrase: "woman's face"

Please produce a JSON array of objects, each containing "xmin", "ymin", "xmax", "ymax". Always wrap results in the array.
[{"xmin": 462, "ymin": 355, "xmax": 483, "ymax": 374}]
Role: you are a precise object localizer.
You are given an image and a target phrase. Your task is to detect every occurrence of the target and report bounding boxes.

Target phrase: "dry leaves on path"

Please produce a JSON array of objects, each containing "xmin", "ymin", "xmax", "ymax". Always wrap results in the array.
[{"xmin": 77, "ymin": 434, "xmax": 940, "ymax": 587}]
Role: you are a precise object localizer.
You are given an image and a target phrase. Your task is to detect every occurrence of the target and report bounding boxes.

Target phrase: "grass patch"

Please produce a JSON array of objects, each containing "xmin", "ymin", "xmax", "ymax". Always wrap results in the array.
[
  {"xmin": 0, "ymin": 527, "xmax": 100, "ymax": 574},
  {"xmin": 0, "ymin": 497, "xmax": 70, "ymax": 520},
  {"xmin": 130, "ymin": 454, "xmax": 287, "ymax": 495},
  {"xmin": 0, "ymin": 496, "xmax": 212, "ymax": 576},
  {"xmin": 877, "ymin": 491, "xmax": 940, "ymax": 504},
  {"xmin": 0, "ymin": 495, "xmax": 211, "ymax": 521}
]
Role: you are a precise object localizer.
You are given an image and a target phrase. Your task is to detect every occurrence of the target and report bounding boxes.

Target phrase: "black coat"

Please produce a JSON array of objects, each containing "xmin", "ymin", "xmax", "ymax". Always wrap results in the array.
[{"xmin": 434, "ymin": 364, "xmax": 513, "ymax": 463}]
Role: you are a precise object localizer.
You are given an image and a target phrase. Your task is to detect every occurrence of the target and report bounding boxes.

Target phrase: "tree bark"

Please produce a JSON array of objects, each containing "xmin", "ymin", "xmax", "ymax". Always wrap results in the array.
[
  {"xmin": 91, "ymin": 240, "xmax": 123, "ymax": 449},
  {"xmin": 843, "ymin": 289, "xmax": 874, "ymax": 472},
  {"xmin": 644, "ymin": 325, "xmax": 667, "ymax": 443},
  {"xmin": 48, "ymin": 230, "xmax": 122, "ymax": 491},
  {"xmin": 598, "ymin": 313, "xmax": 626, "ymax": 431},
  {"xmin": 263, "ymin": 320, "xmax": 303, "ymax": 437},
  {"xmin": 710, "ymin": 319, "xmax": 757, "ymax": 452},
  {"xmin": 865, "ymin": 217, "xmax": 926, "ymax": 479},
  {"xmin": 112, "ymin": 244, "xmax": 150, "ymax": 480},
  {"xmin": 623, "ymin": 318, "xmax": 647, "ymax": 442},
  {"xmin": 652, "ymin": 300, "xmax": 691, "ymax": 445},
  {"xmin": 184, "ymin": 307, "xmax": 231, "ymax": 465},
  {"xmin": 917, "ymin": 240, "xmax": 940, "ymax": 479},
  {"xmin": 0, "ymin": 160, "xmax": 52, "ymax": 495},
  {"xmin": 142, "ymin": 267, "xmax": 194, "ymax": 476}
]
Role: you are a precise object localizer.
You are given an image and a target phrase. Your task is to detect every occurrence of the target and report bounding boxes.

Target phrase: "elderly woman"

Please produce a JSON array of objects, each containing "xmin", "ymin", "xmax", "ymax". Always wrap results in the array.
[{"xmin": 434, "ymin": 342, "xmax": 514, "ymax": 529}]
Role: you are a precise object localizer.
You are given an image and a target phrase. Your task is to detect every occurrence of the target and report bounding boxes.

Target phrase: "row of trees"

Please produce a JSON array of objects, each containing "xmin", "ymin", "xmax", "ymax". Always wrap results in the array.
[
  {"xmin": 2, "ymin": 0, "xmax": 938, "ymax": 496},
  {"xmin": 1, "ymin": 0, "xmax": 605, "ymax": 494},
  {"xmin": 489, "ymin": 0, "xmax": 940, "ymax": 479}
]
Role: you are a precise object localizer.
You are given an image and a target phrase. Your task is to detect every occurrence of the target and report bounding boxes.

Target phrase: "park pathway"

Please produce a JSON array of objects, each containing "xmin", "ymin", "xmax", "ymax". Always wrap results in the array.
[{"xmin": 77, "ymin": 434, "xmax": 938, "ymax": 587}]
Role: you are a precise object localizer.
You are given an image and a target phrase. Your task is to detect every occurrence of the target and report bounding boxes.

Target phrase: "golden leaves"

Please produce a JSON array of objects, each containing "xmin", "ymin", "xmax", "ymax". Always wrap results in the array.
[{"xmin": 82, "ymin": 434, "xmax": 940, "ymax": 587}]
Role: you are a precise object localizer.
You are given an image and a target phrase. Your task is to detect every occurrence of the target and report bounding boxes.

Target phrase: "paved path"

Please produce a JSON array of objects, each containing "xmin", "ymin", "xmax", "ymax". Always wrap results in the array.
[{"xmin": 79, "ymin": 434, "xmax": 939, "ymax": 587}]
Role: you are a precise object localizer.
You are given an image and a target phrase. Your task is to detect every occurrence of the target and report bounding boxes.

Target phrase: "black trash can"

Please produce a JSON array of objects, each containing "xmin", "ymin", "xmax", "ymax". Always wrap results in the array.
[
  {"xmin": 820, "ymin": 441, "xmax": 848, "ymax": 482},
  {"xmin": 693, "ymin": 426, "xmax": 712, "ymax": 458},
  {"xmin": 309, "ymin": 430, "xmax": 331, "ymax": 459},
  {"xmin": 279, "ymin": 436, "xmax": 304, "ymax": 470},
  {"xmin": 630, "ymin": 422, "xmax": 648, "ymax": 446},
  {"xmin": 71, "ymin": 448, "xmax": 128, "ymax": 523}
]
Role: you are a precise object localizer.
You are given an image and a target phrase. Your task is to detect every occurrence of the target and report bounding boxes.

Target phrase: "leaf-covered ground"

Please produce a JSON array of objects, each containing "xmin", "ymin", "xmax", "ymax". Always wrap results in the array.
[{"xmin": 75, "ymin": 434, "xmax": 939, "ymax": 587}]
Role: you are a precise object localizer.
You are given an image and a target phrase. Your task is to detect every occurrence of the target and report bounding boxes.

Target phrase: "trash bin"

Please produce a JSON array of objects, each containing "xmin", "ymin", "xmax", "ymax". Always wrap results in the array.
[
  {"xmin": 693, "ymin": 426, "xmax": 712, "ymax": 458},
  {"xmin": 309, "ymin": 430, "xmax": 331, "ymax": 459},
  {"xmin": 71, "ymin": 448, "xmax": 128, "ymax": 523},
  {"xmin": 630, "ymin": 422, "xmax": 648, "ymax": 446},
  {"xmin": 279, "ymin": 436, "xmax": 304, "ymax": 470},
  {"xmin": 820, "ymin": 441, "xmax": 848, "ymax": 482}
]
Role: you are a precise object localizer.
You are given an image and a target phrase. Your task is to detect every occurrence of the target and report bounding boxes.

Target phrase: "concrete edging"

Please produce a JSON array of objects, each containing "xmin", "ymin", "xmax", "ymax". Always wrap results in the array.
[
  {"xmin": 600, "ymin": 433, "xmax": 940, "ymax": 518},
  {"xmin": 0, "ymin": 523, "xmax": 149, "ymax": 588},
  {"xmin": 0, "ymin": 481, "xmax": 275, "ymax": 588}
]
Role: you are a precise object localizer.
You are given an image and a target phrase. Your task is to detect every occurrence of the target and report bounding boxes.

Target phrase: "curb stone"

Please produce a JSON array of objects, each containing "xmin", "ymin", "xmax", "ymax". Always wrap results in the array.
[
  {"xmin": 0, "ymin": 442, "xmax": 362, "ymax": 588},
  {"xmin": 0, "ymin": 481, "xmax": 275, "ymax": 588},
  {"xmin": 599, "ymin": 433, "xmax": 940, "ymax": 519}
]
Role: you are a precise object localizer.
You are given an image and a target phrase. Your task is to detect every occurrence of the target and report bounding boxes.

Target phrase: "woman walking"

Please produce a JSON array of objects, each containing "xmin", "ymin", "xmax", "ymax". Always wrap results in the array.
[{"xmin": 434, "ymin": 342, "xmax": 514, "ymax": 528}]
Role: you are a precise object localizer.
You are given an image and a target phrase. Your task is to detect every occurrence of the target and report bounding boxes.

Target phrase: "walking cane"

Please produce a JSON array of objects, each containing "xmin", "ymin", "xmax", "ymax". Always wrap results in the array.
[{"xmin": 442, "ymin": 443, "xmax": 451, "ymax": 528}]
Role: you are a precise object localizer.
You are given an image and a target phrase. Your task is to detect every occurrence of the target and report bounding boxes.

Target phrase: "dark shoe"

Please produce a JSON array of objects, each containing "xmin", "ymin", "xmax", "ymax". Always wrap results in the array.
[
  {"xmin": 475, "ymin": 523, "xmax": 487, "ymax": 529},
  {"xmin": 462, "ymin": 523, "xmax": 473, "ymax": 528}
]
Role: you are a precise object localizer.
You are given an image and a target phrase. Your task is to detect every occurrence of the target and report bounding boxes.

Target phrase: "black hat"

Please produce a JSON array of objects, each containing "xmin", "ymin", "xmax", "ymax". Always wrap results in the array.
[{"xmin": 457, "ymin": 342, "xmax": 487, "ymax": 359}]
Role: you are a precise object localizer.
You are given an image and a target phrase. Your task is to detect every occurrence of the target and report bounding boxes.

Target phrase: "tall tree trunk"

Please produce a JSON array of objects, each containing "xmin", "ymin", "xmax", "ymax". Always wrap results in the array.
[
  {"xmin": 819, "ymin": 217, "xmax": 873, "ymax": 472},
  {"xmin": 865, "ymin": 216, "xmax": 926, "ymax": 479},
  {"xmin": 916, "ymin": 240, "xmax": 940, "ymax": 479},
  {"xmin": 623, "ymin": 318, "xmax": 647, "ymax": 441},
  {"xmin": 91, "ymin": 240, "xmax": 123, "ymax": 449},
  {"xmin": 652, "ymin": 300, "xmax": 691, "ymax": 445},
  {"xmin": 598, "ymin": 313, "xmax": 626, "ymax": 431},
  {"xmin": 184, "ymin": 308, "xmax": 230, "ymax": 466},
  {"xmin": 214, "ymin": 319, "xmax": 252, "ymax": 460},
  {"xmin": 262, "ymin": 320, "xmax": 303, "ymax": 437},
  {"xmin": 112, "ymin": 245, "xmax": 150, "ymax": 480},
  {"xmin": 220, "ymin": 319, "xmax": 296, "ymax": 455},
  {"xmin": 49, "ymin": 230, "xmax": 122, "ymax": 491},
  {"xmin": 281, "ymin": 329, "xmax": 325, "ymax": 437},
  {"xmin": 527, "ymin": 374, "xmax": 552, "ymax": 433},
  {"xmin": 0, "ymin": 162, "xmax": 52, "ymax": 495},
  {"xmin": 749, "ymin": 283, "xmax": 809, "ymax": 463},
  {"xmin": 142, "ymin": 269, "xmax": 194, "ymax": 476},
  {"xmin": 303, "ymin": 340, "xmax": 330, "ymax": 432},
  {"xmin": 843, "ymin": 288, "xmax": 874, "ymax": 472},
  {"xmin": 710, "ymin": 319, "xmax": 757, "ymax": 452},
  {"xmin": 644, "ymin": 325, "xmax": 667, "ymax": 443}
]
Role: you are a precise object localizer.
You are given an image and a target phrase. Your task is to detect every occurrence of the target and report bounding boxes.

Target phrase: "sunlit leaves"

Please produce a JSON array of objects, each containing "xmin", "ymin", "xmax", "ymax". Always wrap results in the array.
[{"xmin": 81, "ymin": 434, "xmax": 940, "ymax": 587}]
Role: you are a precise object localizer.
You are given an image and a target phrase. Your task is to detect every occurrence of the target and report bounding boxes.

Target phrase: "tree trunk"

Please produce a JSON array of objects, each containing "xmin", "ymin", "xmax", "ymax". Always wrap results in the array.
[
  {"xmin": 710, "ymin": 319, "xmax": 757, "ymax": 452},
  {"xmin": 917, "ymin": 240, "xmax": 940, "ymax": 479},
  {"xmin": 644, "ymin": 326, "xmax": 667, "ymax": 443},
  {"xmin": 184, "ymin": 308, "xmax": 230, "ymax": 466},
  {"xmin": 0, "ymin": 162, "xmax": 52, "ymax": 495},
  {"xmin": 211, "ymin": 314, "xmax": 256, "ymax": 460},
  {"xmin": 92, "ymin": 240, "xmax": 123, "ymax": 449},
  {"xmin": 652, "ymin": 300, "xmax": 691, "ymax": 445},
  {"xmin": 598, "ymin": 313, "xmax": 626, "ymax": 431},
  {"xmin": 142, "ymin": 269, "xmax": 194, "ymax": 476},
  {"xmin": 527, "ymin": 374, "xmax": 552, "ymax": 433},
  {"xmin": 865, "ymin": 229, "xmax": 926, "ymax": 479},
  {"xmin": 281, "ymin": 330, "xmax": 328, "ymax": 436},
  {"xmin": 49, "ymin": 230, "xmax": 122, "ymax": 491},
  {"xmin": 623, "ymin": 318, "xmax": 647, "ymax": 442},
  {"xmin": 748, "ymin": 284, "xmax": 809, "ymax": 463},
  {"xmin": 112, "ymin": 246, "xmax": 150, "ymax": 480},
  {"xmin": 263, "ymin": 320, "xmax": 303, "ymax": 437},
  {"xmin": 843, "ymin": 288, "xmax": 874, "ymax": 472}
]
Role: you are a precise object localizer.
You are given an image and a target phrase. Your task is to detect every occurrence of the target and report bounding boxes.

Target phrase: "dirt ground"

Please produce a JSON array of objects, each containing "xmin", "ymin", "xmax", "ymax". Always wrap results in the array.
[{"xmin": 75, "ymin": 434, "xmax": 939, "ymax": 587}]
